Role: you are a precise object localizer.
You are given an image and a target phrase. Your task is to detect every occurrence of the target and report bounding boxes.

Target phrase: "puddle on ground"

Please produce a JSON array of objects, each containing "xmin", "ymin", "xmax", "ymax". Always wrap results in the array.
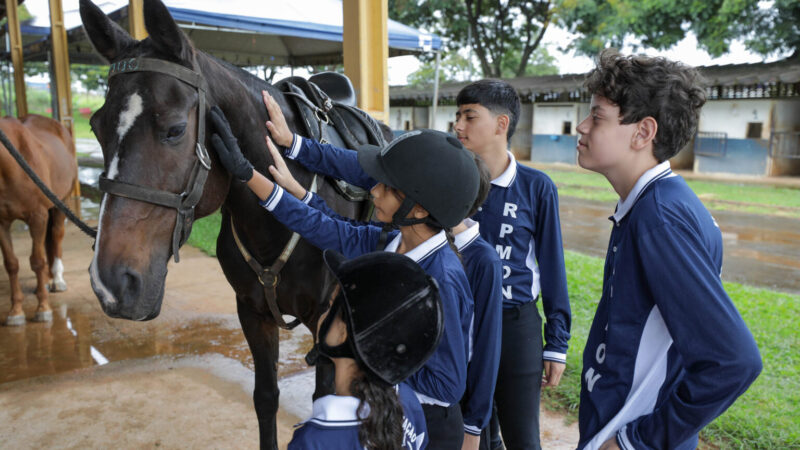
[
  {"xmin": 0, "ymin": 303, "xmax": 314, "ymax": 384},
  {"xmin": 559, "ymin": 197, "xmax": 800, "ymax": 294}
]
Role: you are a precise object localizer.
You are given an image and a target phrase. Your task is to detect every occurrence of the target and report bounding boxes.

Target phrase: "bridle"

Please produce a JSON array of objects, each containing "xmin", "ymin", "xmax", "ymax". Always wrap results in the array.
[{"xmin": 98, "ymin": 57, "xmax": 211, "ymax": 263}]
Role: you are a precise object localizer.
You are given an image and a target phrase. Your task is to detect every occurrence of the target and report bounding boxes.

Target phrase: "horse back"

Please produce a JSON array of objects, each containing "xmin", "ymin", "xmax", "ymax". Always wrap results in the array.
[{"xmin": 0, "ymin": 115, "xmax": 77, "ymax": 218}]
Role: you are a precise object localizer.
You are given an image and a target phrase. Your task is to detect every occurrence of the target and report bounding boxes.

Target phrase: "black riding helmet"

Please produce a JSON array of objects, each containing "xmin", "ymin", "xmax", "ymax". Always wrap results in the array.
[
  {"xmin": 357, "ymin": 129, "xmax": 480, "ymax": 229},
  {"xmin": 317, "ymin": 249, "xmax": 444, "ymax": 385}
]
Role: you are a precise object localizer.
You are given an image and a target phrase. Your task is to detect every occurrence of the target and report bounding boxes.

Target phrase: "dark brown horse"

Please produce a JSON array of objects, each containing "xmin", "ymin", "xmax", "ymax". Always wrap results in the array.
[
  {"xmin": 0, "ymin": 114, "xmax": 76, "ymax": 326},
  {"xmin": 80, "ymin": 0, "xmax": 385, "ymax": 447}
]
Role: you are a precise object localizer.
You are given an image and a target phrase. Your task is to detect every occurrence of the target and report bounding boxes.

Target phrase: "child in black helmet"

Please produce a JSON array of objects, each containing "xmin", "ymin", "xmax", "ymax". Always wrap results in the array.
[
  {"xmin": 289, "ymin": 250, "xmax": 442, "ymax": 450},
  {"xmin": 210, "ymin": 107, "xmax": 479, "ymax": 449},
  {"xmin": 260, "ymin": 92, "xmax": 504, "ymax": 449}
]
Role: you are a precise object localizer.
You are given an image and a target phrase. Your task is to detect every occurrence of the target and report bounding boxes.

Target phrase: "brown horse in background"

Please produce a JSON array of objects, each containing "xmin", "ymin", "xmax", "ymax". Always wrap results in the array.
[{"xmin": 0, "ymin": 114, "xmax": 77, "ymax": 326}]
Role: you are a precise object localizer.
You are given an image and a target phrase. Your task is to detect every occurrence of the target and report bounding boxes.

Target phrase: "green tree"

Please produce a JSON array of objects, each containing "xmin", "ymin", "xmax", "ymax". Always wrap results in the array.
[
  {"xmin": 406, "ymin": 46, "xmax": 558, "ymax": 88},
  {"xmin": 556, "ymin": 0, "xmax": 799, "ymax": 58},
  {"xmin": 390, "ymin": 0, "xmax": 556, "ymax": 78},
  {"xmin": 71, "ymin": 64, "xmax": 108, "ymax": 94}
]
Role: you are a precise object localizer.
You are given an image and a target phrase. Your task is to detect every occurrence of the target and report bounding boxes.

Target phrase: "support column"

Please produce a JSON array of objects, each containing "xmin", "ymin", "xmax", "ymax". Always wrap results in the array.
[
  {"xmin": 343, "ymin": 0, "xmax": 388, "ymax": 123},
  {"xmin": 129, "ymin": 0, "xmax": 148, "ymax": 40},
  {"xmin": 49, "ymin": 0, "xmax": 81, "ymax": 215},
  {"xmin": 5, "ymin": 0, "xmax": 27, "ymax": 117}
]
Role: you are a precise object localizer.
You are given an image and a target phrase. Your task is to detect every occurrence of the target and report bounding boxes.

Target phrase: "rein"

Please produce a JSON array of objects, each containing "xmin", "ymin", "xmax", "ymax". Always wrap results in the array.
[{"xmin": 100, "ymin": 57, "xmax": 211, "ymax": 262}]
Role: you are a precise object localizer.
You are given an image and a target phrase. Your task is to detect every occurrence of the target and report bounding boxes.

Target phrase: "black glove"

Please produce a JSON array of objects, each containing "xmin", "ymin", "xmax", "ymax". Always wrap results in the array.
[{"xmin": 209, "ymin": 106, "xmax": 254, "ymax": 182}]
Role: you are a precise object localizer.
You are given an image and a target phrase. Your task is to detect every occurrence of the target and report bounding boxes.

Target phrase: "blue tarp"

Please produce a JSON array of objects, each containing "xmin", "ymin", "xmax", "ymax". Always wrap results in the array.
[{"xmin": 21, "ymin": 0, "xmax": 440, "ymax": 54}]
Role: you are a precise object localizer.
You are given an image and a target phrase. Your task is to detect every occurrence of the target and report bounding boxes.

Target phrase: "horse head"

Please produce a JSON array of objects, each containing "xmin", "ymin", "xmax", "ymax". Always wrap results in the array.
[{"xmin": 81, "ymin": 0, "xmax": 228, "ymax": 320}]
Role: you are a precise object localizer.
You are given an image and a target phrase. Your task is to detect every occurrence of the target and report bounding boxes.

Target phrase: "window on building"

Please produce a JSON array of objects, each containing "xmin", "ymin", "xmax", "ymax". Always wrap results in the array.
[
  {"xmin": 447, "ymin": 121, "xmax": 454, "ymax": 133},
  {"xmin": 746, "ymin": 122, "xmax": 763, "ymax": 139},
  {"xmin": 404, "ymin": 120, "xmax": 411, "ymax": 131},
  {"xmin": 562, "ymin": 121, "xmax": 572, "ymax": 135}
]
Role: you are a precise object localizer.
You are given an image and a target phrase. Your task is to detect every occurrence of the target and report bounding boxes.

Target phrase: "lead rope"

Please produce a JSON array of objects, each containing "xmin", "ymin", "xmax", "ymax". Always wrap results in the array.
[{"xmin": 0, "ymin": 128, "xmax": 97, "ymax": 238}]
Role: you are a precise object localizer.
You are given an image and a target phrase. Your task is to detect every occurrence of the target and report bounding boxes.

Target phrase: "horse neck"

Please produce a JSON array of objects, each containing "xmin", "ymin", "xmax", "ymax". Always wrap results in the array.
[{"xmin": 196, "ymin": 53, "xmax": 283, "ymax": 166}]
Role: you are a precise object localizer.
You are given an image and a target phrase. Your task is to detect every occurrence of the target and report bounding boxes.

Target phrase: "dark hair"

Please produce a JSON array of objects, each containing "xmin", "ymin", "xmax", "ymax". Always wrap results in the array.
[
  {"xmin": 468, "ymin": 153, "xmax": 492, "ymax": 217},
  {"xmin": 457, "ymin": 79, "xmax": 521, "ymax": 143},
  {"xmin": 584, "ymin": 48, "xmax": 707, "ymax": 162},
  {"xmin": 351, "ymin": 371, "xmax": 404, "ymax": 450}
]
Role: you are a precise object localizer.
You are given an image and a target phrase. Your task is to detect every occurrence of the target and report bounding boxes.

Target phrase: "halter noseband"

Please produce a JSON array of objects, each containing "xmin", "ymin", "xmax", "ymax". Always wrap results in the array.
[{"xmin": 99, "ymin": 57, "xmax": 211, "ymax": 263}]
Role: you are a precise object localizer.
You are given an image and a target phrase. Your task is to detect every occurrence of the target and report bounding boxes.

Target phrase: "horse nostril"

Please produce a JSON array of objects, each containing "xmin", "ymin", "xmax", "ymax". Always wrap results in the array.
[{"xmin": 113, "ymin": 265, "xmax": 143, "ymax": 309}]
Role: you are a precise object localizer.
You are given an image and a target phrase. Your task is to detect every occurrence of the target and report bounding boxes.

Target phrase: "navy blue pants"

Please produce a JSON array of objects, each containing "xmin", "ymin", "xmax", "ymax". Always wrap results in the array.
[
  {"xmin": 485, "ymin": 300, "xmax": 543, "ymax": 450},
  {"xmin": 422, "ymin": 403, "xmax": 464, "ymax": 449}
]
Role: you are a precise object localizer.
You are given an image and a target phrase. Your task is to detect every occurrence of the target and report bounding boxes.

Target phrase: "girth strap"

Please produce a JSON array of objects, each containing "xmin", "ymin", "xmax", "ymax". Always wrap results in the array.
[{"xmin": 231, "ymin": 174, "xmax": 319, "ymax": 330}]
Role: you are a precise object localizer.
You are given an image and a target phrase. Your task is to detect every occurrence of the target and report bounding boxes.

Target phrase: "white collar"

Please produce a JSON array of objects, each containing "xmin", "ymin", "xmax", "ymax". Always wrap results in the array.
[
  {"xmin": 384, "ymin": 230, "xmax": 448, "ymax": 262},
  {"xmin": 612, "ymin": 161, "xmax": 675, "ymax": 223},
  {"xmin": 305, "ymin": 395, "xmax": 365, "ymax": 425},
  {"xmin": 491, "ymin": 151, "xmax": 517, "ymax": 188},
  {"xmin": 454, "ymin": 219, "xmax": 480, "ymax": 251}
]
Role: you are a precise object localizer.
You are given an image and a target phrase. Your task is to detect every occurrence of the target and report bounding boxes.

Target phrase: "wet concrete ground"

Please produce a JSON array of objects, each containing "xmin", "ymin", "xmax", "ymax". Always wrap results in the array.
[{"xmin": 559, "ymin": 196, "xmax": 800, "ymax": 294}]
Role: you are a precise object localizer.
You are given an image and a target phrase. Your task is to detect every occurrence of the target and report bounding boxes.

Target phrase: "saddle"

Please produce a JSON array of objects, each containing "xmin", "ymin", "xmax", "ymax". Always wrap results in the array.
[{"xmin": 274, "ymin": 72, "xmax": 387, "ymax": 203}]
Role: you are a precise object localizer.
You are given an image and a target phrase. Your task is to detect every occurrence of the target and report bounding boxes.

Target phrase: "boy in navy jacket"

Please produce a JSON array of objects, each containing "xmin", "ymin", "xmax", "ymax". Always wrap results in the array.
[
  {"xmin": 574, "ymin": 49, "xmax": 762, "ymax": 450},
  {"xmin": 454, "ymin": 79, "xmax": 571, "ymax": 449}
]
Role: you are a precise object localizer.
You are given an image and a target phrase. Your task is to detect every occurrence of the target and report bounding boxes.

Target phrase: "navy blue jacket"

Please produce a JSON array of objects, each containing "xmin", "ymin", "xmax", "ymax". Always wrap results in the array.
[
  {"xmin": 306, "ymin": 192, "xmax": 502, "ymax": 434},
  {"xmin": 289, "ymin": 382, "xmax": 428, "ymax": 449},
  {"xmin": 455, "ymin": 220, "xmax": 503, "ymax": 435},
  {"xmin": 261, "ymin": 184, "xmax": 472, "ymax": 405},
  {"xmin": 471, "ymin": 152, "xmax": 571, "ymax": 363},
  {"xmin": 578, "ymin": 162, "xmax": 762, "ymax": 450}
]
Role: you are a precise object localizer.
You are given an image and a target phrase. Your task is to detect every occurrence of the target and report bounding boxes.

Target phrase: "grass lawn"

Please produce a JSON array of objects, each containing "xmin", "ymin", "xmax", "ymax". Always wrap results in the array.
[
  {"xmin": 21, "ymin": 88, "xmax": 103, "ymax": 139},
  {"xmin": 539, "ymin": 166, "xmax": 800, "ymax": 218},
  {"xmin": 187, "ymin": 212, "xmax": 799, "ymax": 448}
]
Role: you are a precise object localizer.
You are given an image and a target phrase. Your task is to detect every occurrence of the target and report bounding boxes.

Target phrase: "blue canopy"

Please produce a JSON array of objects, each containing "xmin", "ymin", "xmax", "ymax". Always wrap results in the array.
[{"xmin": 15, "ymin": 0, "xmax": 441, "ymax": 66}]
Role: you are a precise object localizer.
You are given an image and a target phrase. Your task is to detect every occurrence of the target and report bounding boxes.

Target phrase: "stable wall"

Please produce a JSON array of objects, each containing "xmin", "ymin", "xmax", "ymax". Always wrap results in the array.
[
  {"xmin": 389, "ymin": 107, "xmax": 415, "ymax": 131},
  {"xmin": 530, "ymin": 103, "xmax": 581, "ymax": 164},
  {"xmin": 696, "ymin": 99, "xmax": 800, "ymax": 177}
]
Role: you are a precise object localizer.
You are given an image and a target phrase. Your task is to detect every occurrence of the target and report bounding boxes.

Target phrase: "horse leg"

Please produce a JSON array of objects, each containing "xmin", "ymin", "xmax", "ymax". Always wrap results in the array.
[
  {"xmin": 0, "ymin": 221, "xmax": 26, "ymax": 326},
  {"xmin": 237, "ymin": 300, "xmax": 280, "ymax": 450},
  {"xmin": 46, "ymin": 208, "xmax": 67, "ymax": 292},
  {"xmin": 27, "ymin": 210, "xmax": 52, "ymax": 323}
]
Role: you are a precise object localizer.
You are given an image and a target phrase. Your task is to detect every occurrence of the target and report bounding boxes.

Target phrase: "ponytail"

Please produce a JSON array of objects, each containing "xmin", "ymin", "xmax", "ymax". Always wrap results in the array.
[{"xmin": 350, "ymin": 373, "xmax": 404, "ymax": 450}]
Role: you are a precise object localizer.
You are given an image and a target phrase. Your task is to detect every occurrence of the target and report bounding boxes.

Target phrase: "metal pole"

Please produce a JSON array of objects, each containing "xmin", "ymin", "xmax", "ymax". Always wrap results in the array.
[{"xmin": 430, "ymin": 50, "xmax": 441, "ymax": 130}]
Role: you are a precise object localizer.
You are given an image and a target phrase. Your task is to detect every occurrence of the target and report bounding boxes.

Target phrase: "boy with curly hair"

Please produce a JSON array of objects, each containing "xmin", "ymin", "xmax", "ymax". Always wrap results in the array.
[{"xmin": 575, "ymin": 49, "xmax": 762, "ymax": 450}]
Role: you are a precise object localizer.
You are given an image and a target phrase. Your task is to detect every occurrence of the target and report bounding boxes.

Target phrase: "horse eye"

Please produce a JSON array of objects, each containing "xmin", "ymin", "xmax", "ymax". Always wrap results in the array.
[{"xmin": 167, "ymin": 123, "xmax": 186, "ymax": 139}]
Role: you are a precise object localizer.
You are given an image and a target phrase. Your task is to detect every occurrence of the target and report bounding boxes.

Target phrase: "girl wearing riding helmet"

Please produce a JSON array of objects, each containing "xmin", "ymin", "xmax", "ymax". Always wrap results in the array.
[
  {"xmin": 210, "ymin": 107, "xmax": 480, "ymax": 449},
  {"xmin": 258, "ymin": 95, "xmax": 503, "ymax": 449},
  {"xmin": 289, "ymin": 250, "xmax": 442, "ymax": 450}
]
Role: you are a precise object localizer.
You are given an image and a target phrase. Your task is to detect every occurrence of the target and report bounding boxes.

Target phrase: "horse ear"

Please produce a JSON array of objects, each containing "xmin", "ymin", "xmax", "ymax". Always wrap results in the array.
[
  {"xmin": 79, "ymin": 0, "xmax": 135, "ymax": 62},
  {"xmin": 143, "ymin": 0, "xmax": 192, "ymax": 62}
]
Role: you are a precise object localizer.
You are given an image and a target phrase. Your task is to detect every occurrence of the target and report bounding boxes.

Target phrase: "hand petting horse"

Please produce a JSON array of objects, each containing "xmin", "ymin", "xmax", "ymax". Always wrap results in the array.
[
  {"xmin": 79, "ymin": 0, "xmax": 389, "ymax": 447},
  {"xmin": 0, "ymin": 115, "xmax": 77, "ymax": 326}
]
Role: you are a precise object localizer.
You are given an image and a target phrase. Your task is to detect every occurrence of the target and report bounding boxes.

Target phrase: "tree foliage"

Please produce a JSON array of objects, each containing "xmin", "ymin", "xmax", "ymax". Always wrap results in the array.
[
  {"xmin": 390, "ymin": 0, "xmax": 556, "ymax": 78},
  {"xmin": 556, "ymin": 0, "xmax": 799, "ymax": 58}
]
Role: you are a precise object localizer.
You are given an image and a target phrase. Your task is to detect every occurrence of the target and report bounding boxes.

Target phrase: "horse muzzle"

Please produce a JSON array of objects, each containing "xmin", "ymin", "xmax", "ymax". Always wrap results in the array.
[{"xmin": 90, "ymin": 261, "xmax": 166, "ymax": 321}]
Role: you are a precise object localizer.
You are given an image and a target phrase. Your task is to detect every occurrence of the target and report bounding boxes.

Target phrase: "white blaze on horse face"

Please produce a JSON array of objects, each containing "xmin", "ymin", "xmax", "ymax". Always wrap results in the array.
[
  {"xmin": 116, "ymin": 92, "xmax": 143, "ymax": 144},
  {"xmin": 89, "ymin": 154, "xmax": 121, "ymax": 306}
]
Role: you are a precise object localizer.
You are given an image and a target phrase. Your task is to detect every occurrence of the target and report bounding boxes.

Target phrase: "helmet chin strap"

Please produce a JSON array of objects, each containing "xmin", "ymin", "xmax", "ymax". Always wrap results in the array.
[{"xmin": 391, "ymin": 197, "xmax": 442, "ymax": 228}]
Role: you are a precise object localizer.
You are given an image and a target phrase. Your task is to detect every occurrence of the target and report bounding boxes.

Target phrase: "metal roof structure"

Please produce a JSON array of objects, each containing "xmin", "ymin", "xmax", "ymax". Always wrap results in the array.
[
  {"xmin": 3, "ymin": 0, "xmax": 441, "ymax": 66},
  {"xmin": 391, "ymin": 57, "xmax": 800, "ymax": 105}
]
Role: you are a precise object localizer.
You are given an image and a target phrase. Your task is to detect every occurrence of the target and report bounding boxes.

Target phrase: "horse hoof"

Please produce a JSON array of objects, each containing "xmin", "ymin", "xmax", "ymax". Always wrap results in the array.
[
  {"xmin": 49, "ymin": 280, "xmax": 68, "ymax": 292},
  {"xmin": 4, "ymin": 315, "xmax": 26, "ymax": 326},
  {"xmin": 32, "ymin": 311, "xmax": 53, "ymax": 323}
]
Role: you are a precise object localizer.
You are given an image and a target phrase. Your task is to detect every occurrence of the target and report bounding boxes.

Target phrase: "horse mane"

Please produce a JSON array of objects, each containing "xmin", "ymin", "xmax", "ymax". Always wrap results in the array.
[{"xmin": 202, "ymin": 53, "xmax": 272, "ymax": 93}]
